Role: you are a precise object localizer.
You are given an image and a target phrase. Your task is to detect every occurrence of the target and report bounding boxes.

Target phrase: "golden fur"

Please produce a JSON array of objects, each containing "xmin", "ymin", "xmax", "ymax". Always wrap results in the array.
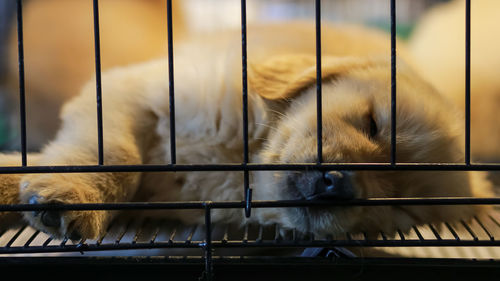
[
  {"xmin": 409, "ymin": 0, "xmax": 500, "ymax": 162},
  {"xmin": 0, "ymin": 22, "xmax": 494, "ymax": 239},
  {"xmin": 4, "ymin": 0, "xmax": 185, "ymax": 150}
]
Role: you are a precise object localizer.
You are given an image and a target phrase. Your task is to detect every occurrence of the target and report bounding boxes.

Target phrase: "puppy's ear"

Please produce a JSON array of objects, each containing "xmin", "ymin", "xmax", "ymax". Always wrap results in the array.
[{"xmin": 249, "ymin": 54, "xmax": 375, "ymax": 100}]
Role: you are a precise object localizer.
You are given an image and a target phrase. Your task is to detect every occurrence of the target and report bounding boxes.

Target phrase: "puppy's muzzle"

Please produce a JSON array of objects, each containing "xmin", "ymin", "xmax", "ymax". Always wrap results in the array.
[{"xmin": 287, "ymin": 171, "xmax": 355, "ymax": 200}]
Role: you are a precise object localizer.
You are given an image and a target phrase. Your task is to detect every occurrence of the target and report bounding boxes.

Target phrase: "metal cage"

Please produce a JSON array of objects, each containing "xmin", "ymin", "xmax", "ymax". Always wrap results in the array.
[{"xmin": 1, "ymin": 0, "xmax": 500, "ymax": 280}]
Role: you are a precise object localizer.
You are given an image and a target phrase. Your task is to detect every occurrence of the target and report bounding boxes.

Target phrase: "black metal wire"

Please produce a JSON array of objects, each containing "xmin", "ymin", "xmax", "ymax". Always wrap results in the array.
[
  {"xmin": 2, "ymin": 239, "xmax": 500, "ymax": 255},
  {"xmin": 474, "ymin": 216, "xmax": 494, "ymax": 240},
  {"xmin": 428, "ymin": 224, "xmax": 441, "ymax": 240},
  {"xmin": 241, "ymin": 0, "xmax": 249, "ymax": 166},
  {"xmin": 240, "ymin": 0, "xmax": 252, "ymax": 218},
  {"xmin": 1, "ymin": 198, "xmax": 500, "ymax": 213},
  {"xmin": 390, "ymin": 0, "xmax": 397, "ymax": 165},
  {"xmin": 92, "ymin": 0, "xmax": 104, "ymax": 165},
  {"xmin": 15, "ymin": 0, "xmax": 26, "ymax": 166},
  {"xmin": 5, "ymin": 225, "xmax": 26, "ymax": 248},
  {"xmin": 24, "ymin": 230, "xmax": 40, "ymax": 247},
  {"xmin": 203, "ymin": 206, "xmax": 213, "ymax": 281},
  {"xmin": 0, "ymin": 163, "xmax": 499, "ymax": 174},
  {"xmin": 445, "ymin": 222, "xmax": 460, "ymax": 240},
  {"xmin": 315, "ymin": 0, "xmax": 323, "ymax": 164},
  {"xmin": 167, "ymin": 0, "xmax": 176, "ymax": 164},
  {"xmin": 465, "ymin": 0, "xmax": 471, "ymax": 165}
]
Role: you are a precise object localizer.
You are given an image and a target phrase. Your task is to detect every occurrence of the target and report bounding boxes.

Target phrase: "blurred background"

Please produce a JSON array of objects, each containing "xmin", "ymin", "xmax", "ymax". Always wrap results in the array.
[
  {"xmin": 184, "ymin": 0, "xmax": 448, "ymax": 38},
  {"xmin": 0, "ymin": 0, "xmax": 450, "ymax": 152}
]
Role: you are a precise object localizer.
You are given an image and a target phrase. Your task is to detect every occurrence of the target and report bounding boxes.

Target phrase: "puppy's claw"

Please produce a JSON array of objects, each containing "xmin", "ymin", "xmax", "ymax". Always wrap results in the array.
[
  {"xmin": 41, "ymin": 210, "xmax": 61, "ymax": 228},
  {"xmin": 29, "ymin": 195, "xmax": 41, "ymax": 217}
]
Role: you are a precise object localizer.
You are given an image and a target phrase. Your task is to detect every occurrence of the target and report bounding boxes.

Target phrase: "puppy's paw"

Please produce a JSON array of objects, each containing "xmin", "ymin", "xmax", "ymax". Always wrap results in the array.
[{"xmin": 19, "ymin": 174, "xmax": 107, "ymax": 240}]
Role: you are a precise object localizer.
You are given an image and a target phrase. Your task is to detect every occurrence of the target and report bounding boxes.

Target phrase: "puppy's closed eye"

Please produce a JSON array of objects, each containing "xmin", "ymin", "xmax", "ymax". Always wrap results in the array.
[
  {"xmin": 361, "ymin": 112, "xmax": 378, "ymax": 139},
  {"xmin": 368, "ymin": 115, "xmax": 378, "ymax": 138}
]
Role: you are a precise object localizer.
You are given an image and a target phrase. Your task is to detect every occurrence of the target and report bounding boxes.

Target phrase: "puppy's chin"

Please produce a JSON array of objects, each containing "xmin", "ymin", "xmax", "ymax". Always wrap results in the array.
[
  {"xmin": 252, "ymin": 170, "xmax": 366, "ymax": 236},
  {"xmin": 284, "ymin": 205, "xmax": 364, "ymax": 236}
]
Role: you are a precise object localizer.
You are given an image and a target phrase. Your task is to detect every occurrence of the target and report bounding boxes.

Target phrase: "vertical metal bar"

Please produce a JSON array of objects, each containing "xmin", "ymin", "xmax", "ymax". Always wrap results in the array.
[
  {"xmin": 203, "ymin": 205, "xmax": 213, "ymax": 281},
  {"xmin": 315, "ymin": 0, "xmax": 323, "ymax": 164},
  {"xmin": 241, "ymin": 0, "xmax": 252, "ymax": 218},
  {"xmin": 465, "ymin": 0, "xmax": 471, "ymax": 165},
  {"xmin": 244, "ymin": 172, "xmax": 252, "ymax": 217},
  {"xmin": 390, "ymin": 0, "xmax": 397, "ymax": 165},
  {"xmin": 241, "ymin": 0, "xmax": 249, "ymax": 166},
  {"xmin": 92, "ymin": 0, "xmax": 104, "ymax": 165},
  {"xmin": 167, "ymin": 0, "xmax": 176, "ymax": 164},
  {"xmin": 16, "ymin": 0, "xmax": 27, "ymax": 166}
]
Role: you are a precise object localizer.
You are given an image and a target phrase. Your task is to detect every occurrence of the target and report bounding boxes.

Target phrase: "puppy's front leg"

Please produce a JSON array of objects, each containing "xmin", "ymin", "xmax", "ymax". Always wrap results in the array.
[{"xmin": 18, "ymin": 80, "xmax": 156, "ymax": 239}]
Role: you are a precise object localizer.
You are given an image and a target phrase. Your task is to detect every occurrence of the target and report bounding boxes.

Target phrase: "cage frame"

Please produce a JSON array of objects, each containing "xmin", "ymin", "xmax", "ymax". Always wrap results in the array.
[{"xmin": 1, "ymin": 0, "xmax": 499, "ymax": 280}]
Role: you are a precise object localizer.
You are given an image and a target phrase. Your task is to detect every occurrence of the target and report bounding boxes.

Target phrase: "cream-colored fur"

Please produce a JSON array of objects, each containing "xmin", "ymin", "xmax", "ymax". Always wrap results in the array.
[
  {"xmin": 0, "ymin": 22, "xmax": 493, "ymax": 239},
  {"xmin": 409, "ymin": 0, "xmax": 500, "ymax": 162}
]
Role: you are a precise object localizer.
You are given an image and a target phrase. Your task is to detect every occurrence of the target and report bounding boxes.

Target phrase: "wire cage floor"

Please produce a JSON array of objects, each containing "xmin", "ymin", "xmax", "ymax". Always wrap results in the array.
[
  {"xmin": 1, "ymin": 209, "xmax": 500, "ymax": 280},
  {"xmin": 2, "ymin": 208, "xmax": 500, "ymax": 257}
]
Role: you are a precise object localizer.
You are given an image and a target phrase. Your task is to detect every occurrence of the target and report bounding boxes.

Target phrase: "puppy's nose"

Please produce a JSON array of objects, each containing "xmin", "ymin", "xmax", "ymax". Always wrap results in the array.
[
  {"xmin": 287, "ymin": 171, "xmax": 354, "ymax": 200},
  {"xmin": 310, "ymin": 171, "xmax": 354, "ymax": 200}
]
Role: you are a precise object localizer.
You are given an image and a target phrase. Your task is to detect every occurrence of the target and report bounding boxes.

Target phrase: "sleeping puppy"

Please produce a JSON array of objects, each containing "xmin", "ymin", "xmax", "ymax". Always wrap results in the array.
[
  {"xmin": 409, "ymin": 0, "xmax": 500, "ymax": 162},
  {"xmin": 0, "ymin": 22, "xmax": 494, "ymax": 239}
]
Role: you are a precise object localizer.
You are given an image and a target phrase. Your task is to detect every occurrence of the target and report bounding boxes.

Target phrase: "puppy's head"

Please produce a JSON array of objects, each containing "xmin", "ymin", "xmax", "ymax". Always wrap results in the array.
[{"xmin": 250, "ymin": 54, "xmax": 491, "ymax": 236}]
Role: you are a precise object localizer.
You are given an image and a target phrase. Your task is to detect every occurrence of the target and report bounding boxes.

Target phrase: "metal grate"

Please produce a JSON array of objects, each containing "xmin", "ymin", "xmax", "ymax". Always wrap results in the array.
[
  {"xmin": 1, "ymin": 0, "xmax": 499, "ymax": 280},
  {"xmin": 1, "ymin": 210, "xmax": 500, "ymax": 257}
]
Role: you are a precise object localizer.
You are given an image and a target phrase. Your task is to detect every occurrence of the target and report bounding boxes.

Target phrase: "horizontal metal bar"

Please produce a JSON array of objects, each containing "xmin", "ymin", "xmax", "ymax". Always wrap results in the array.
[
  {"xmin": 0, "ymin": 163, "xmax": 499, "ymax": 174},
  {"xmin": 1, "ymin": 197, "xmax": 499, "ymax": 212},
  {"xmin": 2, "ymin": 239, "xmax": 500, "ymax": 255},
  {"xmin": 209, "ymin": 240, "xmax": 500, "ymax": 248}
]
